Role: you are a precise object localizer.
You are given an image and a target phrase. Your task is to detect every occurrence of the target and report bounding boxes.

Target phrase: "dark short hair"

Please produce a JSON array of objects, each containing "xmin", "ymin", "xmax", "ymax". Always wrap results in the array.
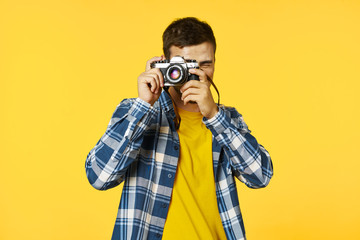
[{"xmin": 162, "ymin": 17, "xmax": 216, "ymax": 59}]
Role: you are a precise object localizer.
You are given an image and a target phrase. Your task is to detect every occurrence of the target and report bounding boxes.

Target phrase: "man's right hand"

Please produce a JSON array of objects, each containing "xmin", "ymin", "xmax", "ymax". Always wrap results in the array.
[{"xmin": 137, "ymin": 56, "xmax": 166, "ymax": 106}]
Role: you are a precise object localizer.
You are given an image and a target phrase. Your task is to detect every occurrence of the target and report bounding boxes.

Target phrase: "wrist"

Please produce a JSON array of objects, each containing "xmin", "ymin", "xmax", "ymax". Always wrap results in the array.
[{"xmin": 205, "ymin": 105, "xmax": 219, "ymax": 119}]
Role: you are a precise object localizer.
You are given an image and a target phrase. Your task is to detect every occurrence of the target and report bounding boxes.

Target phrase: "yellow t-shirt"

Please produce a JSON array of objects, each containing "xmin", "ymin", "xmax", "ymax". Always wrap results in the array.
[{"xmin": 162, "ymin": 107, "xmax": 227, "ymax": 240}]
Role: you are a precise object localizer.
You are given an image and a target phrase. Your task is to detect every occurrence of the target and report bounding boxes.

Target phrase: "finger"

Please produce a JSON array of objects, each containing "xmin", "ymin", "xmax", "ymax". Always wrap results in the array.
[
  {"xmin": 183, "ymin": 94, "xmax": 198, "ymax": 105},
  {"xmin": 146, "ymin": 72, "xmax": 161, "ymax": 93},
  {"xmin": 153, "ymin": 68, "xmax": 164, "ymax": 88},
  {"xmin": 147, "ymin": 68, "xmax": 164, "ymax": 88},
  {"xmin": 153, "ymin": 73, "xmax": 161, "ymax": 93},
  {"xmin": 181, "ymin": 88, "xmax": 201, "ymax": 101},
  {"xmin": 189, "ymin": 68, "xmax": 208, "ymax": 82},
  {"xmin": 157, "ymin": 68, "xmax": 164, "ymax": 87},
  {"xmin": 142, "ymin": 76, "xmax": 158, "ymax": 93},
  {"xmin": 180, "ymin": 80, "xmax": 202, "ymax": 93},
  {"xmin": 146, "ymin": 56, "xmax": 163, "ymax": 71}
]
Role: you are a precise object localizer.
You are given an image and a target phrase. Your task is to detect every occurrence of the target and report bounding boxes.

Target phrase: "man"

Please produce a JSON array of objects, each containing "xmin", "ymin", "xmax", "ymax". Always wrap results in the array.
[{"xmin": 85, "ymin": 17, "xmax": 273, "ymax": 240}]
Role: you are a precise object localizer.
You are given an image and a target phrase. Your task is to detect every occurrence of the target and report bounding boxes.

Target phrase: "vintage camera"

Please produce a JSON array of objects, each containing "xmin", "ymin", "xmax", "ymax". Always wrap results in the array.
[{"xmin": 150, "ymin": 56, "xmax": 199, "ymax": 86}]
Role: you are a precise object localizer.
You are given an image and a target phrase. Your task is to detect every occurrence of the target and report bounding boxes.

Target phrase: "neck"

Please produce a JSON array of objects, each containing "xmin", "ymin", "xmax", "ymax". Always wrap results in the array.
[{"xmin": 169, "ymin": 87, "xmax": 200, "ymax": 112}]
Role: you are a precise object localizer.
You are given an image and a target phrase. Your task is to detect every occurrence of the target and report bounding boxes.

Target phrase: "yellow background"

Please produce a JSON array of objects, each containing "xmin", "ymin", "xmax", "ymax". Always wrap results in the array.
[{"xmin": 1, "ymin": 0, "xmax": 359, "ymax": 239}]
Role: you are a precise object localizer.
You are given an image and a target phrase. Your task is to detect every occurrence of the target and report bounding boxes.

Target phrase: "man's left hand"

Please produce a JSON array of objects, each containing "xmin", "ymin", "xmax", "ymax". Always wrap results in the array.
[{"xmin": 180, "ymin": 68, "xmax": 219, "ymax": 119}]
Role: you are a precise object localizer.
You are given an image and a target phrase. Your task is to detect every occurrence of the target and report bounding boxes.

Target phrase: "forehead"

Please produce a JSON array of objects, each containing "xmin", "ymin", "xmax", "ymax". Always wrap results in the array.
[{"xmin": 169, "ymin": 42, "xmax": 214, "ymax": 62}]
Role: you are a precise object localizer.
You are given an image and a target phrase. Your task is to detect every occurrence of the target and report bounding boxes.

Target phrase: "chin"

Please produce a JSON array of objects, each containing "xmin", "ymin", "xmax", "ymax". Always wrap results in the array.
[{"xmin": 173, "ymin": 86, "xmax": 181, "ymax": 94}]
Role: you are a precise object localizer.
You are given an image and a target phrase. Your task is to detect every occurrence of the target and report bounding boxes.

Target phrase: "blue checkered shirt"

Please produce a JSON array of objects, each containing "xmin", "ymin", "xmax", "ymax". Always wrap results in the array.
[{"xmin": 85, "ymin": 90, "xmax": 273, "ymax": 240}]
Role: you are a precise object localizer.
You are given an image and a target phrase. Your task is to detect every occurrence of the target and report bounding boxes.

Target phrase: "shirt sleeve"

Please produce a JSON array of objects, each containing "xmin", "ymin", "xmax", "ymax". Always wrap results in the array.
[
  {"xmin": 85, "ymin": 97, "xmax": 158, "ymax": 190},
  {"xmin": 203, "ymin": 107, "xmax": 274, "ymax": 189}
]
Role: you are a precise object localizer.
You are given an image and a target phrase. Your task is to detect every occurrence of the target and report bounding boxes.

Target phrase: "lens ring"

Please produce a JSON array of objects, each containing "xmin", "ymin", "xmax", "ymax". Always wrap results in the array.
[
  {"xmin": 166, "ymin": 65, "xmax": 185, "ymax": 84},
  {"xmin": 170, "ymin": 68, "xmax": 181, "ymax": 80}
]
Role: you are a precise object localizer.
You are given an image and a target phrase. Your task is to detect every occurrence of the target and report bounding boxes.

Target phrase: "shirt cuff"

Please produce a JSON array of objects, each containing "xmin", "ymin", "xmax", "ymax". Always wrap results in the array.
[
  {"xmin": 128, "ymin": 97, "xmax": 157, "ymax": 121},
  {"xmin": 203, "ymin": 107, "xmax": 231, "ymax": 135}
]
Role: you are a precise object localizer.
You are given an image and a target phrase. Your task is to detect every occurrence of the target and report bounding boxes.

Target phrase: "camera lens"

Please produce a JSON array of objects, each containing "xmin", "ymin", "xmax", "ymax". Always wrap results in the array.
[
  {"xmin": 170, "ymin": 68, "xmax": 181, "ymax": 80},
  {"xmin": 166, "ymin": 65, "xmax": 185, "ymax": 84}
]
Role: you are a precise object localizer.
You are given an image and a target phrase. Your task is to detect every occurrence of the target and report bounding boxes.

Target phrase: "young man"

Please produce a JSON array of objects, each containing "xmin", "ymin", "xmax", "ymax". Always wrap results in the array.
[{"xmin": 85, "ymin": 17, "xmax": 273, "ymax": 240}]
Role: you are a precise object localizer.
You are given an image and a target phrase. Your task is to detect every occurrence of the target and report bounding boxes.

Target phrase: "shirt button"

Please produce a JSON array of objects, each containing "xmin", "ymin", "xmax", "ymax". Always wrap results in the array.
[
  {"xmin": 161, "ymin": 203, "xmax": 167, "ymax": 208},
  {"xmin": 168, "ymin": 173, "xmax": 172, "ymax": 178},
  {"xmin": 156, "ymin": 233, "xmax": 161, "ymax": 238},
  {"xmin": 174, "ymin": 145, "xmax": 179, "ymax": 150}
]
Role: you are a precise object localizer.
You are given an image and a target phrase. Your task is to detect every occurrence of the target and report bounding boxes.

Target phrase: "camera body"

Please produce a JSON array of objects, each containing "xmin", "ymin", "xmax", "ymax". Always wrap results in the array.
[{"xmin": 150, "ymin": 55, "xmax": 199, "ymax": 86}]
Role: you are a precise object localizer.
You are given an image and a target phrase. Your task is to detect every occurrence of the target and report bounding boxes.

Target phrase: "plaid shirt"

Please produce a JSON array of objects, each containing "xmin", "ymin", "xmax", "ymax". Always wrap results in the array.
[{"xmin": 85, "ymin": 90, "xmax": 273, "ymax": 240}]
